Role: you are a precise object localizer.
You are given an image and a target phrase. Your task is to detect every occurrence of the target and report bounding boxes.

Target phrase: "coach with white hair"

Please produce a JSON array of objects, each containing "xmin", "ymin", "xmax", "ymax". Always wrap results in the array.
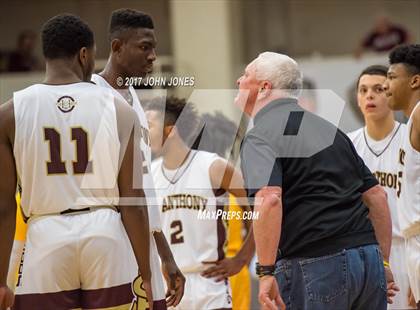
[{"xmin": 237, "ymin": 52, "xmax": 398, "ymax": 310}]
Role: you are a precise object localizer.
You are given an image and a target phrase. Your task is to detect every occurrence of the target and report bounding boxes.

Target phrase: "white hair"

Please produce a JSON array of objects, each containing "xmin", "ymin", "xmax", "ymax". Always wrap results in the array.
[{"xmin": 253, "ymin": 52, "xmax": 303, "ymax": 98}]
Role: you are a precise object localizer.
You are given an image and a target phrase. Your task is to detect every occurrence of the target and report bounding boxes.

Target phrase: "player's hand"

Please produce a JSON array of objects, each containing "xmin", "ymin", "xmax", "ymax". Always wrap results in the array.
[
  {"xmin": 384, "ymin": 265, "xmax": 399, "ymax": 304},
  {"xmin": 408, "ymin": 287, "xmax": 416, "ymax": 308},
  {"xmin": 201, "ymin": 257, "xmax": 243, "ymax": 282},
  {"xmin": 142, "ymin": 279, "xmax": 153, "ymax": 310},
  {"xmin": 162, "ymin": 261, "xmax": 185, "ymax": 307},
  {"xmin": 0, "ymin": 285, "xmax": 14, "ymax": 310},
  {"xmin": 258, "ymin": 275, "xmax": 285, "ymax": 310}
]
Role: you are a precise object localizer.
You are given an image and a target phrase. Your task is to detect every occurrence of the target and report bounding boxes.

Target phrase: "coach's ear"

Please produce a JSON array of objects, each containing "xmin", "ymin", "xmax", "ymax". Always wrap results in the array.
[
  {"xmin": 257, "ymin": 80, "xmax": 273, "ymax": 100},
  {"xmin": 410, "ymin": 74, "xmax": 420, "ymax": 90}
]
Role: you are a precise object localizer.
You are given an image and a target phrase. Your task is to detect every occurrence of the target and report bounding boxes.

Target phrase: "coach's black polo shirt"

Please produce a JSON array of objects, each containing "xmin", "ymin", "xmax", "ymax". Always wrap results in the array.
[{"xmin": 240, "ymin": 98, "xmax": 378, "ymax": 259}]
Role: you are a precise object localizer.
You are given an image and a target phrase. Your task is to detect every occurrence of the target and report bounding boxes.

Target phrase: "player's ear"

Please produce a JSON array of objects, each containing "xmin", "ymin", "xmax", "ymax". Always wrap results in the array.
[
  {"xmin": 78, "ymin": 47, "xmax": 88, "ymax": 66},
  {"xmin": 111, "ymin": 38, "xmax": 123, "ymax": 54},
  {"xmin": 410, "ymin": 74, "xmax": 420, "ymax": 89}
]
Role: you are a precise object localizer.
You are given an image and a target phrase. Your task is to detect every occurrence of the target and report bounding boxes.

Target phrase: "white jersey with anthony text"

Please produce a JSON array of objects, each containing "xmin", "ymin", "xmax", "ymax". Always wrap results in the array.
[
  {"xmin": 348, "ymin": 121, "xmax": 405, "ymax": 238},
  {"xmin": 348, "ymin": 121, "xmax": 416, "ymax": 309},
  {"xmin": 152, "ymin": 150, "xmax": 227, "ymax": 273}
]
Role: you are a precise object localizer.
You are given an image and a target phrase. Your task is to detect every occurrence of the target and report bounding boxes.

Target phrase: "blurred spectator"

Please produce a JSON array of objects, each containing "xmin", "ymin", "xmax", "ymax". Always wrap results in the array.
[
  {"xmin": 7, "ymin": 30, "xmax": 40, "ymax": 72},
  {"xmin": 355, "ymin": 15, "xmax": 410, "ymax": 58}
]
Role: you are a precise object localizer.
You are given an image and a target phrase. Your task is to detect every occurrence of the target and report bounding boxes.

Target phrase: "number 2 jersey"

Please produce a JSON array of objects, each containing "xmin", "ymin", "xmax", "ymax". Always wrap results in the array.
[
  {"xmin": 13, "ymin": 82, "xmax": 121, "ymax": 218},
  {"xmin": 152, "ymin": 150, "xmax": 227, "ymax": 273}
]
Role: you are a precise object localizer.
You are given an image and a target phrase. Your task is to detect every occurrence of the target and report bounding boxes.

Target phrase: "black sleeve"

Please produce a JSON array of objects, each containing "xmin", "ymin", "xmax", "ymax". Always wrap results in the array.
[
  {"xmin": 240, "ymin": 133, "xmax": 282, "ymax": 198},
  {"xmin": 347, "ymin": 137, "xmax": 379, "ymax": 192}
]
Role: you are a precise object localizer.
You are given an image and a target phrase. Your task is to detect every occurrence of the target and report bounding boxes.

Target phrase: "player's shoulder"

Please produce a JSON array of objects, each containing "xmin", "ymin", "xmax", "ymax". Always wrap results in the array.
[
  {"xmin": 396, "ymin": 121, "xmax": 407, "ymax": 133},
  {"xmin": 411, "ymin": 103, "xmax": 420, "ymax": 127},
  {"xmin": 151, "ymin": 157, "xmax": 163, "ymax": 173},
  {"xmin": 13, "ymin": 83, "xmax": 44, "ymax": 98},
  {"xmin": 91, "ymin": 73, "xmax": 105, "ymax": 86},
  {"xmin": 195, "ymin": 150, "xmax": 220, "ymax": 161},
  {"xmin": 0, "ymin": 99, "xmax": 14, "ymax": 121},
  {"xmin": 0, "ymin": 99, "xmax": 14, "ymax": 137},
  {"xmin": 78, "ymin": 81, "xmax": 110, "ymax": 92},
  {"xmin": 347, "ymin": 127, "xmax": 364, "ymax": 142},
  {"xmin": 114, "ymin": 97, "xmax": 137, "ymax": 126}
]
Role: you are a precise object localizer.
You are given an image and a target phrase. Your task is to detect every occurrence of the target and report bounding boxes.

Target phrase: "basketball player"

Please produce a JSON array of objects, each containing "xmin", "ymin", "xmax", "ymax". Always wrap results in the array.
[
  {"xmin": 348, "ymin": 65, "xmax": 415, "ymax": 309},
  {"xmin": 92, "ymin": 8, "xmax": 185, "ymax": 308},
  {"xmin": 147, "ymin": 97, "xmax": 255, "ymax": 310},
  {"xmin": 0, "ymin": 14, "xmax": 152, "ymax": 309},
  {"xmin": 384, "ymin": 44, "xmax": 420, "ymax": 309}
]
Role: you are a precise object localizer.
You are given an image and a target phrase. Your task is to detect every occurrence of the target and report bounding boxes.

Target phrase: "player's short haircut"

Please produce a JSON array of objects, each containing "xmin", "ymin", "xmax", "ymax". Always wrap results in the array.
[
  {"xmin": 109, "ymin": 8, "xmax": 154, "ymax": 40},
  {"xmin": 253, "ymin": 52, "xmax": 303, "ymax": 98},
  {"xmin": 146, "ymin": 96, "xmax": 199, "ymax": 144},
  {"xmin": 356, "ymin": 65, "xmax": 388, "ymax": 88},
  {"xmin": 195, "ymin": 112, "xmax": 237, "ymax": 158},
  {"xmin": 41, "ymin": 14, "xmax": 94, "ymax": 59},
  {"xmin": 389, "ymin": 44, "xmax": 420, "ymax": 75}
]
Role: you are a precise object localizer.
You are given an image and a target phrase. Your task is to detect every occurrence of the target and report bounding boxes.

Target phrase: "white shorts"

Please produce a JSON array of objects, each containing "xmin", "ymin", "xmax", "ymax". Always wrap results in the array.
[
  {"xmin": 13, "ymin": 208, "xmax": 165, "ymax": 310},
  {"xmin": 7, "ymin": 240, "xmax": 25, "ymax": 289},
  {"xmin": 389, "ymin": 237, "xmax": 416, "ymax": 309},
  {"xmin": 170, "ymin": 272, "xmax": 232, "ymax": 310},
  {"xmin": 405, "ymin": 234, "xmax": 420, "ymax": 304}
]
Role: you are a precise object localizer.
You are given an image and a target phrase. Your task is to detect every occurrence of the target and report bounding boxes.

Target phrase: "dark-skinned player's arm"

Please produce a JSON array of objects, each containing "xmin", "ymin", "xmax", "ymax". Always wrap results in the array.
[
  {"xmin": 0, "ymin": 100, "xmax": 17, "ymax": 310},
  {"xmin": 201, "ymin": 159, "xmax": 255, "ymax": 281},
  {"xmin": 114, "ymin": 98, "xmax": 152, "ymax": 306},
  {"xmin": 153, "ymin": 231, "xmax": 185, "ymax": 307}
]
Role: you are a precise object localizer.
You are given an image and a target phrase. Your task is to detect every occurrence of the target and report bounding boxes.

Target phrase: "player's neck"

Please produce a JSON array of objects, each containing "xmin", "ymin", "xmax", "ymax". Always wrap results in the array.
[
  {"xmin": 100, "ymin": 60, "xmax": 128, "ymax": 90},
  {"xmin": 365, "ymin": 114, "xmax": 395, "ymax": 141},
  {"xmin": 44, "ymin": 61, "xmax": 83, "ymax": 85},
  {"xmin": 162, "ymin": 141, "xmax": 191, "ymax": 170}
]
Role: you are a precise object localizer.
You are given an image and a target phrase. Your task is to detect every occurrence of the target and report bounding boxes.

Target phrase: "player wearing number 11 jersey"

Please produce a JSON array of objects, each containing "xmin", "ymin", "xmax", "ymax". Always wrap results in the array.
[{"xmin": 0, "ymin": 14, "xmax": 153, "ymax": 309}]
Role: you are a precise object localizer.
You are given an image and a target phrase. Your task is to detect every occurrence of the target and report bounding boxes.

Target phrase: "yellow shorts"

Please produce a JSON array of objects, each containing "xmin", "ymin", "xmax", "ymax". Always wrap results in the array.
[{"xmin": 14, "ymin": 194, "xmax": 27, "ymax": 241}]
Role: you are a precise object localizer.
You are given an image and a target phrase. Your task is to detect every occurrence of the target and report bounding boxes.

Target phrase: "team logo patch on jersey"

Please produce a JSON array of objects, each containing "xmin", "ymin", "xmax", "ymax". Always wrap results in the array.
[{"xmin": 56, "ymin": 96, "xmax": 76, "ymax": 113}]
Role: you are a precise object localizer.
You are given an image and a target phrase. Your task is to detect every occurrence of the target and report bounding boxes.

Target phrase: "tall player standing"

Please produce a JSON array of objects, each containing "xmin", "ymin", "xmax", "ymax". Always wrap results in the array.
[
  {"xmin": 91, "ymin": 8, "xmax": 185, "ymax": 308},
  {"xmin": 0, "ymin": 14, "xmax": 153, "ymax": 309},
  {"xmin": 147, "ymin": 97, "xmax": 255, "ymax": 310},
  {"xmin": 384, "ymin": 44, "xmax": 420, "ymax": 310},
  {"xmin": 348, "ymin": 65, "xmax": 415, "ymax": 309}
]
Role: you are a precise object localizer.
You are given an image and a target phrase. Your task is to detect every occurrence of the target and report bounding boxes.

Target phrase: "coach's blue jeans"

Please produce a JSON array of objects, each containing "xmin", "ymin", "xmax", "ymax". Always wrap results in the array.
[{"xmin": 275, "ymin": 244, "xmax": 387, "ymax": 310}]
